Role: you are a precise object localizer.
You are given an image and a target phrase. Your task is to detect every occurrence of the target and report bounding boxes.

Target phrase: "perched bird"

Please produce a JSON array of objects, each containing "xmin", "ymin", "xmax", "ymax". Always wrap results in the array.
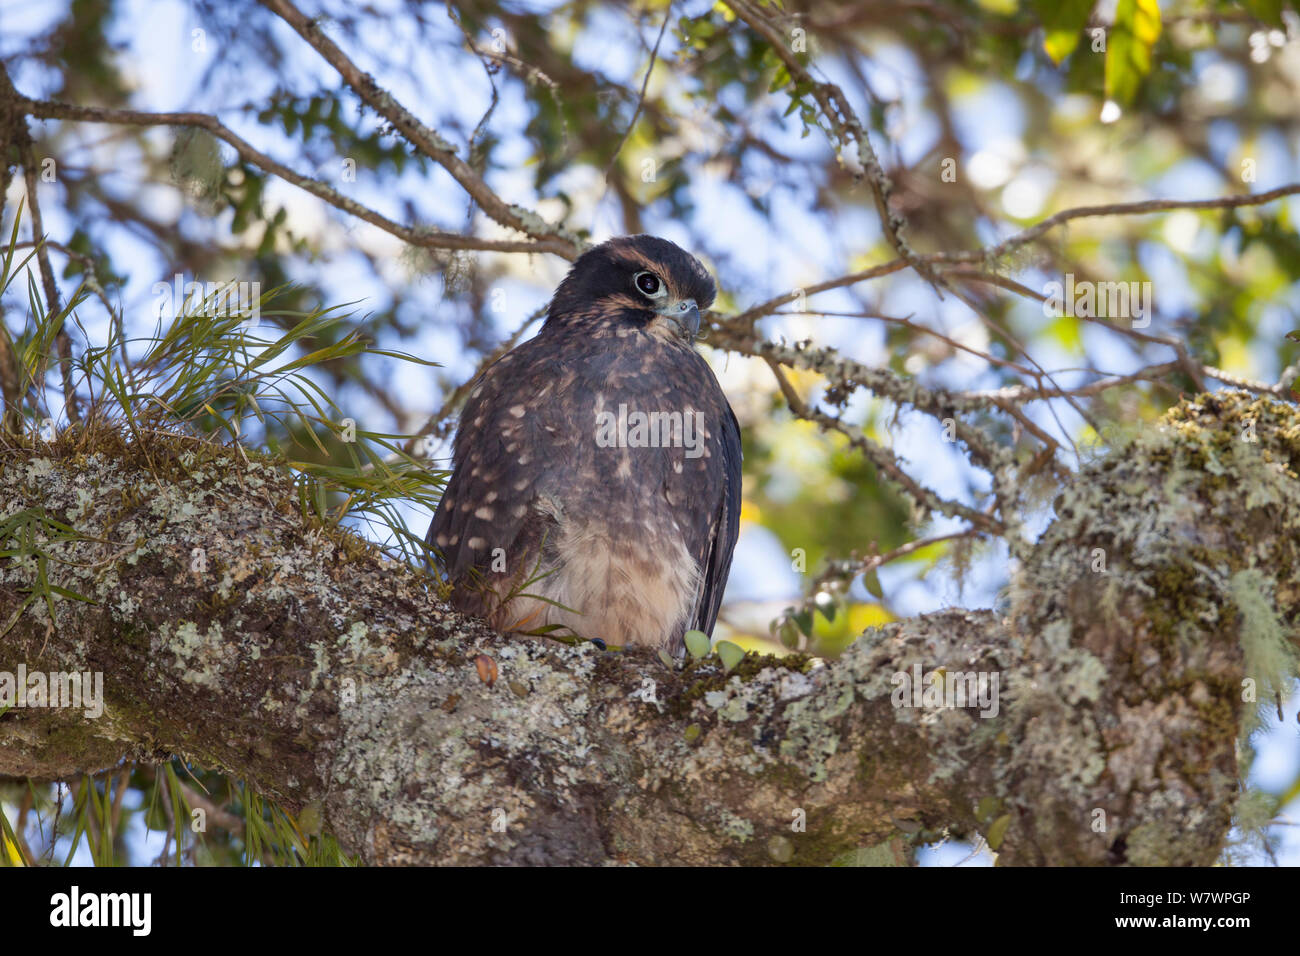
[{"xmin": 427, "ymin": 235, "xmax": 741, "ymax": 655}]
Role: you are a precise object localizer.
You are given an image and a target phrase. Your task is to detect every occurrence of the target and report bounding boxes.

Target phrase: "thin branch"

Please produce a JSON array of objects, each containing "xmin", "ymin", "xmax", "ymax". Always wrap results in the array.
[
  {"xmin": 940, "ymin": 278, "xmax": 1090, "ymax": 452},
  {"xmin": 22, "ymin": 97, "xmax": 574, "ymax": 258},
  {"xmin": 951, "ymin": 268, "xmax": 1211, "ymax": 395},
  {"xmin": 257, "ymin": 0, "xmax": 586, "ymax": 256},
  {"xmin": 761, "ymin": 355, "xmax": 1004, "ymax": 535},
  {"xmin": 772, "ymin": 308, "xmax": 1038, "ymax": 375},
  {"xmin": 603, "ymin": 3, "xmax": 672, "ymax": 183},
  {"xmin": 723, "ymin": 258, "xmax": 909, "ymax": 329},
  {"xmin": 20, "ymin": 141, "xmax": 81, "ymax": 423},
  {"xmin": 948, "ymin": 184, "xmax": 1300, "ymax": 266},
  {"xmin": 961, "ymin": 362, "xmax": 1183, "ymax": 403},
  {"xmin": 721, "ymin": 184, "xmax": 1300, "ymax": 330},
  {"xmin": 406, "ymin": 303, "xmax": 550, "ymax": 452},
  {"xmin": 723, "ymin": 0, "xmax": 941, "ymax": 291},
  {"xmin": 812, "ymin": 527, "xmax": 983, "ymax": 593}
]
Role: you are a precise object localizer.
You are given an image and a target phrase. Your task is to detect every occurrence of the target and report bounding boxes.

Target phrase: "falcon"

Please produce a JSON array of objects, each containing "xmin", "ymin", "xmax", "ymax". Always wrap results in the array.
[{"xmin": 427, "ymin": 235, "xmax": 741, "ymax": 655}]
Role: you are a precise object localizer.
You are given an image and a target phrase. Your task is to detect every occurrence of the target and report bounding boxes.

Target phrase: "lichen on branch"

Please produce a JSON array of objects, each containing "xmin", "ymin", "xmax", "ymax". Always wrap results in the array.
[{"xmin": 1, "ymin": 391, "xmax": 1296, "ymax": 864}]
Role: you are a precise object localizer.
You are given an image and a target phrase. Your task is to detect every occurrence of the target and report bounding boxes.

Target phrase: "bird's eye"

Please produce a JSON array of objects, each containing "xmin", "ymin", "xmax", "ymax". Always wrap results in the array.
[{"xmin": 634, "ymin": 272, "xmax": 666, "ymax": 298}]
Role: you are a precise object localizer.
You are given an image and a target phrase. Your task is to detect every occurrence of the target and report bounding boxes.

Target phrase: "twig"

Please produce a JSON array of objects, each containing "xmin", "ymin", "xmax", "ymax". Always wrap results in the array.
[
  {"xmin": 762, "ymin": 355, "xmax": 1003, "ymax": 535},
  {"xmin": 721, "ymin": 184, "xmax": 1300, "ymax": 330},
  {"xmin": 949, "ymin": 184, "xmax": 1300, "ymax": 266},
  {"xmin": 20, "ymin": 140, "xmax": 81, "ymax": 423},
  {"xmin": 723, "ymin": 0, "xmax": 942, "ymax": 292},
  {"xmin": 960, "ymin": 362, "xmax": 1183, "ymax": 403},
  {"xmin": 772, "ymin": 308, "xmax": 1037, "ymax": 375},
  {"xmin": 813, "ymin": 527, "xmax": 982, "ymax": 591},
  {"xmin": 406, "ymin": 303, "xmax": 549, "ymax": 452},
  {"xmin": 23, "ymin": 97, "xmax": 573, "ymax": 258},
  {"xmin": 257, "ymin": 0, "xmax": 587, "ymax": 256},
  {"xmin": 603, "ymin": 3, "xmax": 672, "ymax": 183}
]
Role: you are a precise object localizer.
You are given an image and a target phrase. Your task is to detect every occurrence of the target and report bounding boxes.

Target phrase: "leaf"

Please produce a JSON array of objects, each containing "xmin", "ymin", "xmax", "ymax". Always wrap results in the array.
[
  {"xmin": 863, "ymin": 569, "xmax": 884, "ymax": 600},
  {"xmin": 715, "ymin": 640, "xmax": 745, "ymax": 672},
  {"xmin": 813, "ymin": 590, "xmax": 836, "ymax": 623},
  {"xmin": 975, "ymin": 796, "xmax": 1002, "ymax": 825},
  {"xmin": 684, "ymin": 629, "xmax": 711, "ymax": 659},
  {"xmin": 1105, "ymin": 0, "xmax": 1162, "ymax": 106},
  {"xmin": 1032, "ymin": 0, "xmax": 1097, "ymax": 64},
  {"xmin": 986, "ymin": 813, "xmax": 1012, "ymax": 851},
  {"xmin": 793, "ymin": 608, "xmax": 814, "ymax": 636},
  {"xmin": 47, "ymin": 585, "xmax": 98, "ymax": 604},
  {"xmin": 1242, "ymin": 0, "xmax": 1285, "ymax": 27},
  {"xmin": 768, "ymin": 64, "xmax": 790, "ymax": 94}
]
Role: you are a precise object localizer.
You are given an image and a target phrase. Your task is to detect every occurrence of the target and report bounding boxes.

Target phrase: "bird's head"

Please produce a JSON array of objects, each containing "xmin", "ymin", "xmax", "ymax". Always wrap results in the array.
[{"xmin": 545, "ymin": 235, "xmax": 716, "ymax": 343}]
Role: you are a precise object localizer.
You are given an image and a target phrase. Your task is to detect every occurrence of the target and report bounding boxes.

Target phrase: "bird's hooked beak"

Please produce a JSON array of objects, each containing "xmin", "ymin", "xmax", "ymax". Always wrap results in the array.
[{"xmin": 656, "ymin": 298, "xmax": 701, "ymax": 341}]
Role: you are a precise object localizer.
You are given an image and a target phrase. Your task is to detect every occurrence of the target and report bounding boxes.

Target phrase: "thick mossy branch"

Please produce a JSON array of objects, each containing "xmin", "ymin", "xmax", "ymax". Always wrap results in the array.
[
  {"xmin": 1005, "ymin": 391, "xmax": 1300, "ymax": 864},
  {"xmin": 0, "ymin": 391, "xmax": 1296, "ymax": 865}
]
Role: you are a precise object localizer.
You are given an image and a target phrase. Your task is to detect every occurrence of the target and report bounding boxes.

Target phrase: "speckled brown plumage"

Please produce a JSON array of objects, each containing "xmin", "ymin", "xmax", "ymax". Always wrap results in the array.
[{"xmin": 427, "ymin": 235, "xmax": 741, "ymax": 654}]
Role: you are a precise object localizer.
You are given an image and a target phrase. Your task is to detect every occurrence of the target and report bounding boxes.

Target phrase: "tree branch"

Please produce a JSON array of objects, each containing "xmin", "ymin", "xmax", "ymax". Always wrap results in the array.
[
  {"xmin": 256, "ymin": 0, "xmax": 586, "ymax": 257},
  {"xmin": 21, "ymin": 97, "xmax": 575, "ymax": 259},
  {"xmin": 3, "ymin": 391, "xmax": 1295, "ymax": 864}
]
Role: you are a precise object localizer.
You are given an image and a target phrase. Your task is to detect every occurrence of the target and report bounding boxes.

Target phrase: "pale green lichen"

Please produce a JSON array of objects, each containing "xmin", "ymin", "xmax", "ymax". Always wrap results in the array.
[
  {"xmin": 1231, "ymin": 568, "xmax": 1297, "ymax": 733},
  {"xmin": 718, "ymin": 808, "xmax": 754, "ymax": 842},
  {"xmin": 165, "ymin": 620, "xmax": 228, "ymax": 688},
  {"xmin": 1055, "ymin": 648, "xmax": 1106, "ymax": 706}
]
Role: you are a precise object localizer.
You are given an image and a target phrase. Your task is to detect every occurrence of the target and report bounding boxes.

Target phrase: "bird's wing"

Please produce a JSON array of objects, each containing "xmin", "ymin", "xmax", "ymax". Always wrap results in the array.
[
  {"xmin": 689, "ymin": 400, "xmax": 742, "ymax": 636},
  {"xmin": 426, "ymin": 345, "xmax": 554, "ymax": 581}
]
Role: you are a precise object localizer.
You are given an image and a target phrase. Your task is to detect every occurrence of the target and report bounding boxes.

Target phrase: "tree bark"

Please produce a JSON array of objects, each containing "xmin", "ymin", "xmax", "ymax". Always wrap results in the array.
[{"xmin": 1, "ymin": 390, "xmax": 1297, "ymax": 865}]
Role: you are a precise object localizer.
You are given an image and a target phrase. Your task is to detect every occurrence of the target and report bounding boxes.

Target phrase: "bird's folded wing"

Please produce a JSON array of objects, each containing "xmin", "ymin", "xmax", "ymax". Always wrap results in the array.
[{"xmin": 689, "ymin": 403, "xmax": 742, "ymax": 636}]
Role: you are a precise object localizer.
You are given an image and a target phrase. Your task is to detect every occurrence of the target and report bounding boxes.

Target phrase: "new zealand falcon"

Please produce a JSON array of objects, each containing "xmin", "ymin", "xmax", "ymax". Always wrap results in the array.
[{"xmin": 427, "ymin": 235, "xmax": 741, "ymax": 655}]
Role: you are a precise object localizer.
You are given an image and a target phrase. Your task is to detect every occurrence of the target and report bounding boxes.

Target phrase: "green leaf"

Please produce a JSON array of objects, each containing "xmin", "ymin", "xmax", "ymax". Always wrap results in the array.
[
  {"xmin": 0, "ymin": 800, "xmax": 25, "ymax": 864},
  {"xmin": 1242, "ymin": 0, "xmax": 1285, "ymax": 28},
  {"xmin": 684, "ymin": 629, "xmax": 711, "ymax": 659},
  {"xmin": 47, "ymin": 585, "xmax": 98, "ymax": 604},
  {"xmin": 975, "ymin": 796, "xmax": 1002, "ymax": 825},
  {"xmin": 715, "ymin": 640, "xmax": 745, "ymax": 672},
  {"xmin": 1033, "ymin": 0, "xmax": 1097, "ymax": 64},
  {"xmin": 863, "ymin": 569, "xmax": 884, "ymax": 600},
  {"xmin": 1105, "ymin": 0, "xmax": 1162, "ymax": 106},
  {"xmin": 813, "ymin": 590, "xmax": 836, "ymax": 622},
  {"xmin": 986, "ymin": 813, "xmax": 1012, "ymax": 851},
  {"xmin": 793, "ymin": 608, "xmax": 814, "ymax": 636}
]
